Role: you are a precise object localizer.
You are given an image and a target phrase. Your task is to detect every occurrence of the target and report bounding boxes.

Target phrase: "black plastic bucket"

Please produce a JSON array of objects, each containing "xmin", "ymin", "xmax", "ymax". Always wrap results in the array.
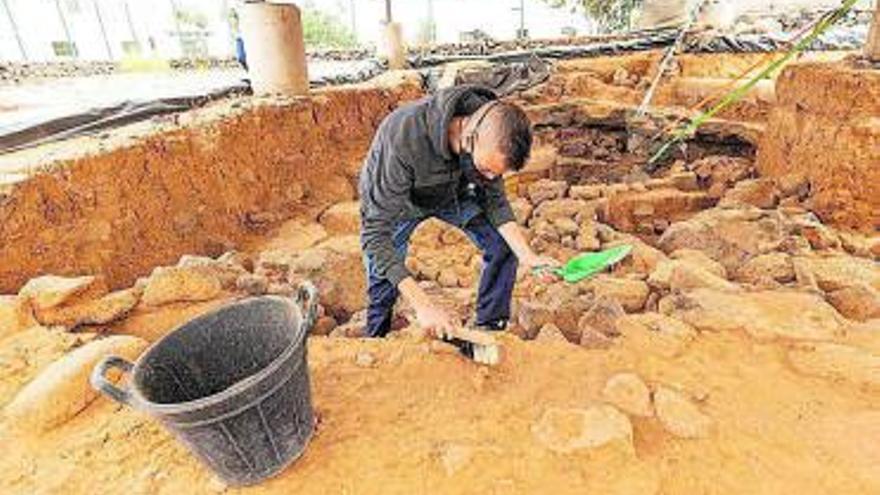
[{"xmin": 91, "ymin": 283, "xmax": 319, "ymax": 486}]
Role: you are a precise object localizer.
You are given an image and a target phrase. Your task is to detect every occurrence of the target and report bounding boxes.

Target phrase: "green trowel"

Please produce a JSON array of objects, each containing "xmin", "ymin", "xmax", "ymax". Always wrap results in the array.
[{"xmin": 534, "ymin": 244, "xmax": 633, "ymax": 283}]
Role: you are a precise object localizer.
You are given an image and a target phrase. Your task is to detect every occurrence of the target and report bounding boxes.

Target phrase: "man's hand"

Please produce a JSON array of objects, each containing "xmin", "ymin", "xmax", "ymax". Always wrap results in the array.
[
  {"xmin": 413, "ymin": 302, "xmax": 458, "ymax": 340},
  {"xmin": 398, "ymin": 277, "xmax": 458, "ymax": 339},
  {"xmin": 520, "ymin": 253, "xmax": 562, "ymax": 283}
]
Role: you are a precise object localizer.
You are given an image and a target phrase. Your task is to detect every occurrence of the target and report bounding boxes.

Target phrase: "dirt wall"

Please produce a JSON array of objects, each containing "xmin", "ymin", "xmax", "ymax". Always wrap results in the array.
[
  {"xmin": 757, "ymin": 61, "xmax": 880, "ymax": 233},
  {"xmin": 0, "ymin": 81, "xmax": 423, "ymax": 293}
]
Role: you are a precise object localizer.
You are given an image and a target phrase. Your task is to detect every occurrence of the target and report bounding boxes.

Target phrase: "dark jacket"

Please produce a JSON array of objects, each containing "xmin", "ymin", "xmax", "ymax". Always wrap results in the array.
[{"xmin": 358, "ymin": 85, "xmax": 516, "ymax": 286}]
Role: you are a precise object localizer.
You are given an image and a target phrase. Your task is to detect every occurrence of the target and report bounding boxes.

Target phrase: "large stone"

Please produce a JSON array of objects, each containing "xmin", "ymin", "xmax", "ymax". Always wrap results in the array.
[
  {"xmin": 289, "ymin": 236, "xmax": 367, "ymax": 321},
  {"xmin": 18, "ymin": 275, "xmax": 106, "ymax": 311},
  {"xmin": 535, "ymin": 323, "xmax": 570, "ymax": 344},
  {"xmin": 825, "ymin": 285, "xmax": 880, "ymax": 322},
  {"xmin": 318, "ymin": 201, "xmax": 361, "ymax": 234},
  {"xmin": 517, "ymin": 289, "xmax": 591, "ymax": 342},
  {"xmin": 720, "ymin": 178, "xmax": 780, "ymax": 209},
  {"xmin": 602, "ymin": 373, "xmax": 653, "ymax": 417},
  {"xmin": 606, "ymin": 189, "xmax": 715, "ymax": 234},
  {"xmin": 734, "ymin": 252, "xmax": 795, "ymax": 286},
  {"xmin": 668, "ymin": 249, "xmax": 727, "ymax": 279},
  {"xmin": 653, "ymin": 386, "xmax": 712, "ymax": 439},
  {"xmin": 0, "ymin": 296, "xmax": 36, "ymax": 339},
  {"xmin": 648, "ymin": 259, "xmax": 740, "ymax": 292},
  {"xmin": 578, "ymin": 296, "xmax": 626, "ymax": 338},
  {"xmin": 787, "ymin": 343, "xmax": 880, "ymax": 390},
  {"xmin": 658, "ymin": 207, "xmax": 786, "ymax": 272},
  {"xmin": 532, "ymin": 405, "xmax": 633, "ymax": 454},
  {"xmin": 527, "ymin": 179, "xmax": 569, "ymax": 205},
  {"xmin": 531, "ymin": 199, "xmax": 594, "ymax": 226},
  {"xmin": 141, "ymin": 266, "xmax": 223, "ymax": 306},
  {"xmin": 510, "ymin": 197, "xmax": 534, "ymax": 225},
  {"xmin": 35, "ymin": 288, "xmax": 141, "ymax": 328},
  {"xmin": 589, "ymin": 276, "xmax": 650, "ymax": 312},
  {"xmin": 176, "ymin": 255, "xmax": 248, "ymax": 289},
  {"xmin": 616, "ymin": 313, "xmax": 698, "ymax": 358},
  {"xmin": 660, "ymin": 289, "xmax": 844, "ymax": 341},
  {"xmin": 4, "ymin": 335, "xmax": 148, "ymax": 436},
  {"xmin": 793, "ymin": 255, "xmax": 880, "ymax": 293},
  {"xmin": 607, "ymin": 238, "xmax": 669, "ymax": 277}
]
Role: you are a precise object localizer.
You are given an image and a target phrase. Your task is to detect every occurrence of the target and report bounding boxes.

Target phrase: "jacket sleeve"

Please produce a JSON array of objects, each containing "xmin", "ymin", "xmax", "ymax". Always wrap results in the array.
[
  {"xmin": 482, "ymin": 177, "xmax": 516, "ymax": 227},
  {"xmin": 360, "ymin": 150, "xmax": 414, "ymax": 287}
]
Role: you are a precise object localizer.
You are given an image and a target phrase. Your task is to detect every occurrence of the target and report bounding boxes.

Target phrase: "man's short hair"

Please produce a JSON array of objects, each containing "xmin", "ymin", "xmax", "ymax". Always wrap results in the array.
[{"xmin": 487, "ymin": 102, "xmax": 532, "ymax": 171}]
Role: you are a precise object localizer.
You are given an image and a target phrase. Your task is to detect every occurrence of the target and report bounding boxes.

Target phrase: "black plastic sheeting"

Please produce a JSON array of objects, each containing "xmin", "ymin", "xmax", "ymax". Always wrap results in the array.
[
  {"xmin": 0, "ymin": 84, "xmax": 250, "ymax": 155},
  {"xmin": 421, "ymin": 56, "xmax": 552, "ymax": 96}
]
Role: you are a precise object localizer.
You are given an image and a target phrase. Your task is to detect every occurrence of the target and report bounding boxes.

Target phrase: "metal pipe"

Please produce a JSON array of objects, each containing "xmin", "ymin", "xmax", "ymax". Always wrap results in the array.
[
  {"xmin": 1, "ymin": 0, "xmax": 27, "ymax": 60},
  {"xmin": 54, "ymin": 0, "xmax": 77, "ymax": 58},
  {"xmin": 385, "ymin": 0, "xmax": 392, "ymax": 23},
  {"xmin": 93, "ymin": 0, "xmax": 113, "ymax": 59}
]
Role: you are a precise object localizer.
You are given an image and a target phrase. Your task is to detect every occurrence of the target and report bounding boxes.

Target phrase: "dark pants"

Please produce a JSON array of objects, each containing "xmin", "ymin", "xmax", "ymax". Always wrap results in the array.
[{"xmin": 363, "ymin": 201, "xmax": 518, "ymax": 338}]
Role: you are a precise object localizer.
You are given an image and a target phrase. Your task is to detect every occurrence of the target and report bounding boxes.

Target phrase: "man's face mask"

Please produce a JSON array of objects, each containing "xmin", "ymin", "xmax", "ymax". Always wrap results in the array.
[{"xmin": 460, "ymin": 102, "xmax": 508, "ymax": 187}]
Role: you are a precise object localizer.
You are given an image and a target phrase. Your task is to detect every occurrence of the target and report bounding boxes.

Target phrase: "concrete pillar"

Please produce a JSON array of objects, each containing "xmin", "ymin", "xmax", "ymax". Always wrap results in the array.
[
  {"xmin": 867, "ymin": 1, "xmax": 880, "ymax": 62},
  {"xmin": 240, "ymin": 1, "xmax": 309, "ymax": 96},
  {"xmin": 384, "ymin": 22, "xmax": 406, "ymax": 70}
]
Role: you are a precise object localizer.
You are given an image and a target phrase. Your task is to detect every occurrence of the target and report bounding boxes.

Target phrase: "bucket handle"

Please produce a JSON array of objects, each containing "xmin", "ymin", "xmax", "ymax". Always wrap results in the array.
[
  {"xmin": 295, "ymin": 281, "xmax": 319, "ymax": 334},
  {"xmin": 90, "ymin": 355, "xmax": 134, "ymax": 406}
]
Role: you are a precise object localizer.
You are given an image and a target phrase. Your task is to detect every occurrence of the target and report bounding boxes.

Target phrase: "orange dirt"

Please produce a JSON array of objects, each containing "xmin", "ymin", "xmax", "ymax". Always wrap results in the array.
[
  {"xmin": 1, "ymin": 308, "xmax": 877, "ymax": 494},
  {"xmin": 0, "ymin": 82, "xmax": 422, "ymax": 294},
  {"xmin": 757, "ymin": 61, "xmax": 880, "ymax": 233}
]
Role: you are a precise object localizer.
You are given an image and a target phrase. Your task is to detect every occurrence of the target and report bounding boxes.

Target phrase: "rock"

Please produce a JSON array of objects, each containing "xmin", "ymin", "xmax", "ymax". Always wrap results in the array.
[
  {"xmin": 668, "ymin": 171, "xmax": 699, "ymax": 192},
  {"xmin": 531, "ymin": 199, "xmax": 594, "ymax": 226},
  {"xmin": 775, "ymin": 173, "xmax": 810, "ymax": 200},
  {"xmin": 0, "ymin": 296, "xmax": 36, "ymax": 339},
  {"xmin": 787, "ymin": 343, "xmax": 880, "ymax": 390},
  {"xmin": 649, "ymin": 259, "xmax": 739, "ymax": 292},
  {"xmin": 18, "ymin": 275, "xmax": 105, "ymax": 311},
  {"xmin": 535, "ymin": 323, "xmax": 568, "ymax": 343},
  {"xmin": 691, "ymin": 155, "xmax": 753, "ymax": 193},
  {"xmin": 793, "ymin": 255, "xmax": 880, "ymax": 293},
  {"xmin": 653, "ymin": 386, "xmax": 712, "ymax": 439},
  {"xmin": 141, "ymin": 266, "xmax": 223, "ymax": 306},
  {"xmin": 355, "ymin": 351, "xmax": 377, "ymax": 368},
  {"xmin": 4, "ymin": 335, "xmax": 148, "ymax": 436},
  {"xmin": 790, "ymin": 217, "xmax": 840, "ymax": 251},
  {"xmin": 720, "ymin": 178, "xmax": 780, "ymax": 209},
  {"xmin": 576, "ymin": 222, "xmax": 601, "ymax": 251},
  {"xmin": 660, "ymin": 289, "xmax": 843, "ymax": 341},
  {"xmin": 531, "ymin": 405, "xmax": 633, "ymax": 454},
  {"xmin": 510, "ymin": 197, "xmax": 534, "ymax": 225},
  {"xmin": 34, "ymin": 288, "xmax": 141, "ymax": 328},
  {"xmin": 580, "ymin": 328, "xmax": 615, "ymax": 349},
  {"xmin": 734, "ymin": 253, "xmax": 795, "ymax": 286},
  {"xmin": 289, "ymin": 236, "xmax": 366, "ymax": 321},
  {"xmin": 527, "ymin": 179, "xmax": 568, "ymax": 205},
  {"xmin": 311, "ymin": 315, "xmax": 337, "ymax": 336},
  {"xmin": 669, "ymin": 249, "xmax": 727, "ymax": 279},
  {"xmin": 217, "ymin": 250, "xmax": 255, "ymax": 272},
  {"xmin": 589, "ymin": 276, "xmax": 650, "ymax": 312},
  {"xmin": 318, "ymin": 201, "xmax": 361, "ymax": 234},
  {"xmin": 838, "ymin": 232, "xmax": 878, "ymax": 259},
  {"xmin": 608, "ymin": 238, "xmax": 668, "ymax": 276},
  {"xmin": 570, "ymin": 184, "xmax": 603, "ymax": 200},
  {"xmin": 658, "ymin": 207, "xmax": 786, "ymax": 273},
  {"xmin": 517, "ymin": 293, "xmax": 590, "ymax": 343},
  {"xmin": 602, "ymin": 373, "xmax": 653, "ymax": 417},
  {"xmin": 552, "ymin": 217, "xmax": 580, "ymax": 236},
  {"xmin": 826, "ymin": 285, "xmax": 880, "ymax": 322},
  {"xmin": 330, "ymin": 321, "xmax": 365, "ymax": 338},
  {"xmin": 578, "ymin": 297, "xmax": 625, "ymax": 338},
  {"xmin": 606, "ymin": 189, "xmax": 715, "ymax": 233},
  {"xmin": 235, "ymin": 274, "xmax": 269, "ymax": 296},
  {"xmin": 177, "ymin": 255, "xmax": 247, "ymax": 290}
]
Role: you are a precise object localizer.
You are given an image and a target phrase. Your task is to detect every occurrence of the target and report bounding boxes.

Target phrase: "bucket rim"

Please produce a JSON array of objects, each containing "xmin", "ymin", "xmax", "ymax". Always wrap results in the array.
[{"xmin": 126, "ymin": 295, "xmax": 308, "ymax": 415}]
